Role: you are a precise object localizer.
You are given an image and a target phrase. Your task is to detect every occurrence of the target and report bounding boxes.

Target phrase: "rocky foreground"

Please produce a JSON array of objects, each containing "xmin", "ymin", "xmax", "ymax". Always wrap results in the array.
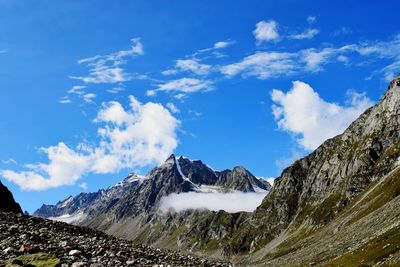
[{"xmin": 0, "ymin": 211, "xmax": 231, "ymax": 267}]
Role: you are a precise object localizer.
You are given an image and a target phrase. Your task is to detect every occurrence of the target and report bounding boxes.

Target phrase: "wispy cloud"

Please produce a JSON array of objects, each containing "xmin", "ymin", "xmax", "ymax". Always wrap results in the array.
[
  {"xmin": 147, "ymin": 78, "xmax": 213, "ymax": 98},
  {"xmin": 59, "ymin": 96, "xmax": 72, "ymax": 104},
  {"xmin": 70, "ymin": 38, "xmax": 144, "ymax": 84},
  {"xmin": 163, "ymin": 59, "xmax": 212, "ymax": 76},
  {"xmin": 221, "ymin": 33, "xmax": 400, "ymax": 81},
  {"xmin": 67, "ymin": 85, "xmax": 86, "ymax": 95},
  {"xmin": 333, "ymin": 26, "xmax": 352, "ymax": 36},
  {"xmin": 2, "ymin": 159, "xmax": 17, "ymax": 165},
  {"xmin": 166, "ymin": 102, "xmax": 180, "ymax": 113},
  {"xmin": 289, "ymin": 28, "xmax": 319, "ymax": 40},
  {"xmin": 271, "ymin": 81, "xmax": 374, "ymax": 150},
  {"xmin": 82, "ymin": 93, "xmax": 96, "ymax": 103},
  {"xmin": 79, "ymin": 182, "xmax": 88, "ymax": 191},
  {"xmin": 159, "ymin": 192, "xmax": 267, "ymax": 213},
  {"xmin": 307, "ymin": 16, "xmax": 316, "ymax": 24},
  {"xmin": 1, "ymin": 96, "xmax": 180, "ymax": 191}
]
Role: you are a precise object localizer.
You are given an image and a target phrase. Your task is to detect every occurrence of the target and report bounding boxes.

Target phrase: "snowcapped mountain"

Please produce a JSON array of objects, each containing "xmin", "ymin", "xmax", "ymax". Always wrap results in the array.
[{"xmin": 34, "ymin": 155, "xmax": 270, "ymax": 223}]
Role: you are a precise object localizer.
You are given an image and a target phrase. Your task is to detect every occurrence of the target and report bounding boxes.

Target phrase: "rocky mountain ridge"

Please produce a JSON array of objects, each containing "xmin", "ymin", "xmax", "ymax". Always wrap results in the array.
[
  {"xmin": 34, "ymin": 155, "xmax": 270, "ymax": 223},
  {"xmin": 0, "ymin": 180, "xmax": 22, "ymax": 214}
]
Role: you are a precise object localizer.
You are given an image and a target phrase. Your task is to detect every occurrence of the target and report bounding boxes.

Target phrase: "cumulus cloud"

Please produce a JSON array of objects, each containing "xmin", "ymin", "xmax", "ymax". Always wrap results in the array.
[
  {"xmin": 159, "ymin": 192, "xmax": 267, "ymax": 213},
  {"xmin": 147, "ymin": 78, "xmax": 213, "ymax": 98},
  {"xmin": 289, "ymin": 28, "xmax": 319, "ymax": 40},
  {"xmin": 70, "ymin": 38, "xmax": 144, "ymax": 84},
  {"xmin": 1, "ymin": 96, "xmax": 180, "ymax": 191},
  {"xmin": 253, "ymin": 20, "xmax": 280, "ymax": 43},
  {"xmin": 271, "ymin": 81, "xmax": 374, "ymax": 150}
]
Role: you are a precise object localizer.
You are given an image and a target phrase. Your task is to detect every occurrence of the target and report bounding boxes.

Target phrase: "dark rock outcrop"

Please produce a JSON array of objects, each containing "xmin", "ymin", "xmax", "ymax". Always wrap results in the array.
[{"xmin": 0, "ymin": 180, "xmax": 22, "ymax": 214}]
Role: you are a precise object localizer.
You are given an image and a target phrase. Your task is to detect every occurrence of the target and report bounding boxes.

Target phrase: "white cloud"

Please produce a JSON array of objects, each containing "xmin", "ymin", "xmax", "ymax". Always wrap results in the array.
[
  {"xmin": 71, "ymin": 38, "xmax": 144, "ymax": 84},
  {"xmin": 161, "ymin": 69, "xmax": 178, "ymax": 76},
  {"xmin": 59, "ymin": 97, "xmax": 72, "ymax": 104},
  {"xmin": 175, "ymin": 59, "xmax": 211, "ymax": 76},
  {"xmin": 166, "ymin": 102, "xmax": 180, "ymax": 113},
  {"xmin": 159, "ymin": 192, "xmax": 267, "ymax": 213},
  {"xmin": 79, "ymin": 182, "xmax": 88, "ymax": 190},
  {"xmin": 221, "ymin": 51, "xmax": 297, "ymax": 79},
  {"xmin": 271, "ymin": 81, "xmax": 374, "ymax": 150},
  {"xmin": 333, "ymin": 27, "xmax": 352, "ymax": 36},
  {"xmin": 2, "ymin": 159, "xmax": 17, "ymax": 165},
  {"xmin": 307, "ymin": 16, "xmax": 316, "ymax": 24},
  {"xmin": 348, "ymin": 34, "xmax": 400, "ymax": 81},
  {"xmin": 220, "ymin": 47, "xmax": 343, "ymax": 79},
  {"xmin": 301, "ymin": 47, "xmax": 337, "ymax": 71},
  {"xmin": 253, "ymin": 20, "xmax": 280, "ymax": 43},
  {"xmin": 1, "ymin": 96, "xmax": 180, "ymax": 191},
  {"xmin": 68, "ymin": 85, "xmax": 86, "ymax": 95},
  {"xmin": 148, "ymin": 78, "xmax": 213, "ymax": 97},
  {"xmin": 337, "ymin": 55, "xmax": 349, "ymax": 63},
  {"xmin": 107, "ymin": 87, "xmax": 124, "ymax": 94},
  {"xmin": 83, "ymin": 93, "xmax": 96, "ymax": 103},
  {"xmin": 213, "ymin": 40, "xmax": 234, "ymax": 49},
  {"xmin": 289, "ymin": 28, "xmax": 319, "ymax": 40}
]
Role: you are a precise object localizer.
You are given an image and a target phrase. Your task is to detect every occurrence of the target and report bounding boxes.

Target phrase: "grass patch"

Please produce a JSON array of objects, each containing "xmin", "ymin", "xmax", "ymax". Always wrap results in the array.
[
  {"xmin": 3, "ymin": 253, "xmax": 60, "ymax": 267},
  {"xmin": 350, "ymin": 168, "xmax": 400, "ymax": 224},
  {"xmin": 326, "ymin": 226, "xmax": 400, "ymax": 266}
]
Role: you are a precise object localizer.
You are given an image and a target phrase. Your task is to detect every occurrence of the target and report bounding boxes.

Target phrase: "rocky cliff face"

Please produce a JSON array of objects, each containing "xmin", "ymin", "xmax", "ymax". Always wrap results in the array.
[
  {"xmin": 0, "ymin": 180, "xmax": 22, "ymax": 214},
  {"xmin": 174, "ymin": 75, "xmax": 400, "ymax": 262}
]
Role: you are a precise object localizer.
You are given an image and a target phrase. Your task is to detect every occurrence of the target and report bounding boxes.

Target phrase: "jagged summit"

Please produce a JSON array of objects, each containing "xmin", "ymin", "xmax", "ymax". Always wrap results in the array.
[{"xmin": 34, "ymin": 155, "xmax": 270, "ymax": 223}]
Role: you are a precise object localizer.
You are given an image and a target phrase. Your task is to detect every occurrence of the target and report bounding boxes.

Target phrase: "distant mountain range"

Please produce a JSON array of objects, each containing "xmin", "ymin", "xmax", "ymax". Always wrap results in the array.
[
  {"xmin": 34, "ymin": 155, "xmax": 270, "ymax": 223},
  {"xmin": 6, "ymin": 74, "xmax": 400, "ymax": 265}
]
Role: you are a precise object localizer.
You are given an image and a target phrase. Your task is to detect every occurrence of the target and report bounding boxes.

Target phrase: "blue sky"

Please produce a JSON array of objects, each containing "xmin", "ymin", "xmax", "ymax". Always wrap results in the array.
[{"xmin": 1, "ymin": 0, "xmax": 399, "ymax": 213}]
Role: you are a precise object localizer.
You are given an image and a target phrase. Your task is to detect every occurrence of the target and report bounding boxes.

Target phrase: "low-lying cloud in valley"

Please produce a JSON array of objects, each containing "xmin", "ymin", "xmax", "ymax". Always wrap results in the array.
[{"xmin": 159, "ymin": 192, "xmax": 267, "ymax": 213}]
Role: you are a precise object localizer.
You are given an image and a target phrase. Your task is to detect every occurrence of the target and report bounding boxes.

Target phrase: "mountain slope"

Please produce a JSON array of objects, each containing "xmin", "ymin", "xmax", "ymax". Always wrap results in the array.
[
  {"xmin": 0, "ymin": 180, "xmax": 22, "ymax": 214},
  {"xmin": 169, "ymin": 75, "xmax": 400, "ymax": 263},
  {"xmin": 34, "ymin": 75, "xmax": 400, "ymax": 265}
]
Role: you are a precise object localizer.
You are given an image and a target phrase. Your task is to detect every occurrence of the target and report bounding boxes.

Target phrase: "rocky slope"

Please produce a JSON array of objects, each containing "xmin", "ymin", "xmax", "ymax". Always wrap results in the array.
[
  {"xmin": 0, "ymin": 211, "xmax": 230, "ymax": 266},
  {"xmin": 162, "ymin": 75, "xmax": 400, "ymax": 265},
  {"xmin": 33, "ymin": 75, "xmax": 400, "ymax": 265},
  {"xmin": 0, "ymin": 180, "xmax": 22, "ymax": 214}
]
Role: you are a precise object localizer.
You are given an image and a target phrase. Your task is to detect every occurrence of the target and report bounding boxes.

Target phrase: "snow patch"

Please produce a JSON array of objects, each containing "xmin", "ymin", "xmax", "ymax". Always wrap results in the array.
[
  {"xmin": 196, "ymin": 185, "xmax": 224, "ymax": 193},
  {"xmin": 59, "ymin": 196, "xmax": 74, "ymax": 208}
]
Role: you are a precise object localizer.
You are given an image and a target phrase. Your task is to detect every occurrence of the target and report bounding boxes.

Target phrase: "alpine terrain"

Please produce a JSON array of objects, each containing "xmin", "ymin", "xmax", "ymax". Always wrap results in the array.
[{"xmin": 33, "ymin": 74, "xmax": 400, "ymax": 266}]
